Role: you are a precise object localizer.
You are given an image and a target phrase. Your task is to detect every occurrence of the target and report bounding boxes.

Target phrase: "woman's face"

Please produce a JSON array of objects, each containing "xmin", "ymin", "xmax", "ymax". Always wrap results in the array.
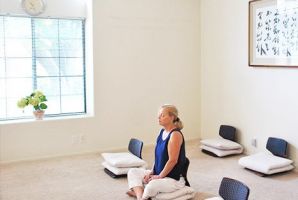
[{"xmin": 158, "ymin": 108, "xmax": 174, "ymax": 127}]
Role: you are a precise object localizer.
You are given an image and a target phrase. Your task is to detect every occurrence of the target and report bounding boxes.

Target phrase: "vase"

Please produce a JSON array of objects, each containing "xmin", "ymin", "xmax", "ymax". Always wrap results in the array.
[{"xmin": 33, "ymin": 110, "xmax": 45, "ymax": 120}]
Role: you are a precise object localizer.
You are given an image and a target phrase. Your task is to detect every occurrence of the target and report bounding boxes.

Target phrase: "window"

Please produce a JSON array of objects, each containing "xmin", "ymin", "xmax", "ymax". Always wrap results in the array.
[{"xmin": 0, "ymin": 15, "xmax": 86, "ymax": 121}]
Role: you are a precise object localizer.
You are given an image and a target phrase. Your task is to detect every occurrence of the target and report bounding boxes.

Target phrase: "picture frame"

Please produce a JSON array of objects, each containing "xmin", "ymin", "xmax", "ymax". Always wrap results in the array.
[{"xmin": 249, "ymin": 0, "xmax": 298, "ymax": 67}]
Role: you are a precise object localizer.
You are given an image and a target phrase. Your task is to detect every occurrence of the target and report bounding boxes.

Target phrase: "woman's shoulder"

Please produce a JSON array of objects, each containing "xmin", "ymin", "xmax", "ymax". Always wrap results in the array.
[
  {"xmin": 170, "ymin": 128, "xmax": 182, "ymax": 135},
  {"xmin": 169, "ymin": 130, "xmax": 183, "ymax": 139}
]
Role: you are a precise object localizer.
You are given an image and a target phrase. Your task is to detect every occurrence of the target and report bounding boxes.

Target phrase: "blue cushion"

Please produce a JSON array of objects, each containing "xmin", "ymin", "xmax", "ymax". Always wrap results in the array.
[{"xmin": 266, "ymin": 137, "xmax": 288, "ymax": 158}]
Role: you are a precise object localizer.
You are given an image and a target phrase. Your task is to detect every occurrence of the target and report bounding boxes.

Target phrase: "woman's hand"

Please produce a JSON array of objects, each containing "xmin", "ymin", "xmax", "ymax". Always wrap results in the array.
[
  {"xmin": 143, "ymin": 174, "xmax": 150, "ymax": 184},
  {"xmin": 148, "ymin": 175, "xmax": 161, "ymax": 182},
  {"xmin": 143, "ymin": 171, "xmax": 153, "ymax": 184}
]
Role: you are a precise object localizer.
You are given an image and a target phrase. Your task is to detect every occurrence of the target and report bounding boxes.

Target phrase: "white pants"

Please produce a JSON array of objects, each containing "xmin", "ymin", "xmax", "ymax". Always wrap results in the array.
[{"xmin": 127, "ymin": 168, "xmax": 185, "ymax": 199}]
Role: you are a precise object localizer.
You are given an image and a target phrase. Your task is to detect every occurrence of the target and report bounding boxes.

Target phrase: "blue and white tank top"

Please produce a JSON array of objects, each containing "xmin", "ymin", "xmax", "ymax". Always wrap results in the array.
[{"xmin": 153, "ymin": 128, "xmax": 186, "ymax": 180}]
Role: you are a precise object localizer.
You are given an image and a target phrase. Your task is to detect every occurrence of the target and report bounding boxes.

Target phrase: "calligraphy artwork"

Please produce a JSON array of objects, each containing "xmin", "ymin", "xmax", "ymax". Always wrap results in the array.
[{"xmin": 249, "ymin": 0, "xmax": 298, "ymax": 67}]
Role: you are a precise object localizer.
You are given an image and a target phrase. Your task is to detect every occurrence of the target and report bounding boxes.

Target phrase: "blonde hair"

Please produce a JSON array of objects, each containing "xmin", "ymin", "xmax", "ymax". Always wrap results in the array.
[{"xmin": 161, "ymin": 104, "xmax": 184, "ymax": 130}]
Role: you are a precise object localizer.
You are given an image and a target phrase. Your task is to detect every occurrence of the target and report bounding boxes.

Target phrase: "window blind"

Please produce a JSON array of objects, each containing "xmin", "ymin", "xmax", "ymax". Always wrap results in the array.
[{"xmin": 0, "ymin": 15, "xmax": 86, "ymax": 121}]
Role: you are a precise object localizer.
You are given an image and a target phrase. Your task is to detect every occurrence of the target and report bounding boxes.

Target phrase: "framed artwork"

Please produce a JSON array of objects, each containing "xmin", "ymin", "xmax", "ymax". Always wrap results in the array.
[{"xmin": 249, "ymin": 0, "xmax": 298, "ymax": 67}]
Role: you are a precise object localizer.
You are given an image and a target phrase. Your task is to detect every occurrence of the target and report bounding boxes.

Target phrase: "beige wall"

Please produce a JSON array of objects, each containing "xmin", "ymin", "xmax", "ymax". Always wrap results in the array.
[
  {"xmin": 4, "ymin": 0, "xmax": 297, "ymax": 167},
  {"xmin": 0, "ymin": 0, "xmax": 201, "ymax": 163},
  {"xmin": 201, "ymin": 0, "xmax": 298, "ymax": 166}
]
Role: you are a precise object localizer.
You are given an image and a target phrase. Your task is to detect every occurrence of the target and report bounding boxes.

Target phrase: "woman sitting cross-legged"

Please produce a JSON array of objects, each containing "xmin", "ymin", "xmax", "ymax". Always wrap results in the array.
[{"xmin": 126, "ymin": 104, "xmax": 187, "ymax": 200}]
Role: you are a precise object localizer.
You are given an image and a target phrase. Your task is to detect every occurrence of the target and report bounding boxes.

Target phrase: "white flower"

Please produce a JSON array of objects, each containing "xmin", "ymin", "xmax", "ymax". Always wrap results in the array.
[{"xmin": 17, "ymin": 90, "xmax": 48, "ymax": 111}]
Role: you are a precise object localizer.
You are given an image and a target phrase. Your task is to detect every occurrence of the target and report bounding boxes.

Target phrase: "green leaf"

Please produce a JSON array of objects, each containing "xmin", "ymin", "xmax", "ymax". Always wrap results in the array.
[
  {"xmin": 40, "ymin": 103, "xmax": 47, "ymax": 109},
  {"xmin": 39, "ymin": 95, "xmax": 47, "ymax": 102}
]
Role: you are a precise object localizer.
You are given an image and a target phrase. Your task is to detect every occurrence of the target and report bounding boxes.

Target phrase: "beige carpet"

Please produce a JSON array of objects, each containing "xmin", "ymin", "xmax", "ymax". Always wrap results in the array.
[{"xmin": 1, "ymin": 139, "xmax": 298, "ymax": 200}]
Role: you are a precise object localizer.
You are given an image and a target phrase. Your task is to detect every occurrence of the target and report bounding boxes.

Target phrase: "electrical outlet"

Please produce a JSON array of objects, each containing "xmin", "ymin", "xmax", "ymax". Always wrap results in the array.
[
  {"xmin": 72, "ymin": 135, "xmax": 78, "ymax": 145},
  {"xmin": 251, "ymin": 138, "xmax": 257, "ymax": 147},
  {"xmin": 72, "ymin": 134, "xmax": 85, "ymax": 145},
  {"xmin": 79, "ymin": 134, "xmax": 85, "ymax": 144}
]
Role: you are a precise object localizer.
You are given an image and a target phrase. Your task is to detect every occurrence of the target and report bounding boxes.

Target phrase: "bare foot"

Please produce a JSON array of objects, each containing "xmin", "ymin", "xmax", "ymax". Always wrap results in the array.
[{"xmin": 126, "ymin": 190, "xmax": 137, "ymax": 197}]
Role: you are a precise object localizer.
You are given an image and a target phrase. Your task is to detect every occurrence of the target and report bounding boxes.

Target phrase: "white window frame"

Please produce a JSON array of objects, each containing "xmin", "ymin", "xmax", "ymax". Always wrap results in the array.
[{"xmin": 0, "ymin": 15, "xmax": 87, "ymax": 122}]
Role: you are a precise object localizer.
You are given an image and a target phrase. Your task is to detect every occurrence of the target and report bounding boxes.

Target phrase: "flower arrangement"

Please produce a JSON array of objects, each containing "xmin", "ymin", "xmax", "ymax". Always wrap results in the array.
[{"xmin": 17, "ymin": 90, "xmax": 48, "ymax": 111}]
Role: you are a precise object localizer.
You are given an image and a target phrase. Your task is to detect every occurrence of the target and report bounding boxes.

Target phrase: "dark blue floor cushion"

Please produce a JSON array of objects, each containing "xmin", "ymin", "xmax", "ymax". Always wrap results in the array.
[{"xmin": 219, "ymin": 177, "xmax": 250, "ymax": 200}]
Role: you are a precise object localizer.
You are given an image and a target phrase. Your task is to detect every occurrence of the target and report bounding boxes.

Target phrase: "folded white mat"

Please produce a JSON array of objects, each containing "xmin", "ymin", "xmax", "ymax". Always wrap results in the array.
[
  {"xmin": 152, "ymin": 186, "xmax": 196, "ymax": 200},
  {"xmin": 200, "ymin": 138, "xmax": 242, "ymax": 150},
  {"xmin": 205, "ymin": 197, "xmax": 224, "ymax": 200},
  {"xmin": 102, "ymin": 161, "xmax": 146, "ymax": 175},
  {"xmin": 201, "ymin": 145, "xmax": 243, "ymax": 157},
  {"xmin": 264, "ymin": 165, "xmax": 294, "ymax": 175},
  {"xmin": 239, "ymin": 151, "xmax": 294, "ymax": 174},
  {"xmin": 101, "ymin": 152, "xmax": 146, "ymax": 168},
  {"xmin": 153, "ymin": 193, "xmax": 195, "ymax": 200}
]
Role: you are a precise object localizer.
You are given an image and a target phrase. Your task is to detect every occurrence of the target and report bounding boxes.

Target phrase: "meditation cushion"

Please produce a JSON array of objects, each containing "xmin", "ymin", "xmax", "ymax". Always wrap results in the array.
[
  {"xmin": 152, "ymin": 186, "xmax": 196, "ymax": 200},
  {"xmin": 201, "ymin": 138, "xmax": 242, "ymax": 150},
  {"xmin": 101, "ymin": 152, "xmax": 146, "ymax": 168},
  {"xmin": 102, "ymin": 161, "xmax": 146, "ymax": 175},
  {"xmin": 238, "ymin": 151, "xmax": 294, "ymax": 174},
  {"xmin": 205, "ymin": 197, "xmax": 224, "ymax": 200},
  {"xmin": 201, "ymin": 145, "xmax": 243, "ymax": 157}
]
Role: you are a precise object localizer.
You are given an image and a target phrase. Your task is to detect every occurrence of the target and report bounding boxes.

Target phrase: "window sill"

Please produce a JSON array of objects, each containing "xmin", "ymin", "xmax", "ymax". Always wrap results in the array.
[{"xmin": 0, "ymin": 113, "xmax": 94, "ymax": 125}]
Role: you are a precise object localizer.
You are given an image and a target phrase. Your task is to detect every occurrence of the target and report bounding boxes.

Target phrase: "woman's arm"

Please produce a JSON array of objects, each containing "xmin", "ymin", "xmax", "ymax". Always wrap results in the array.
[{"xmin": 151, "ymin": 131, "xmax": 182, "ymax": 179}]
